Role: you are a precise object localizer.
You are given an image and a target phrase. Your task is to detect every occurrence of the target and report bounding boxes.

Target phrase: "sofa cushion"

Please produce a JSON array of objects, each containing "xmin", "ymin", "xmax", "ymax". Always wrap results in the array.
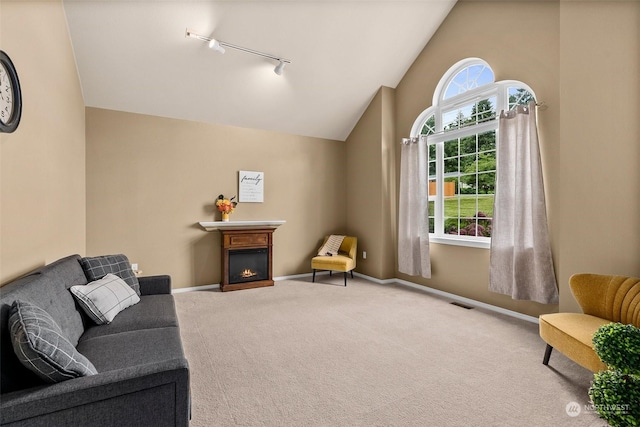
[
  {"xmin": 70, "ymin": 274, "xmax": 140, "ymax": 325},
  {"xmin": 539, "ymin": 312, "xmax": 610, "ymax": 372},
  {"xmin": 79, "ymin": 294, "xmax": 178, "ymax": 341},
  {"xmin": 311, "ymin": 255, "xmax": 356, "ymax": 272},
  {"xmin": 77, "ymin": 327, "xmax": 185, "ymax": 372},
  {"xmin": 80, "ymin": 254, "xmax": 140, "ymax": 295},
  {"xmin": 9, "ymin": 300, "xmax": 98, "ymax": 383}
]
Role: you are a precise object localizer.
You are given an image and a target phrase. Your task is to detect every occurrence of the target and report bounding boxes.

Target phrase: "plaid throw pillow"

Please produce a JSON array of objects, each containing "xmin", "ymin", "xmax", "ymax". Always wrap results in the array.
[
  {"xmin": 9, "ymin": 300, "xmax": 98, "ymax": 383},
  {"xmin": 70, "ymin": 273, "xmax": 140, "ymax": 325},
  {"xmin": 80, "ymin": 254, "xmax": 140, "ymax": 295},
  {"xmin": 317, "ymin": 235, "xmax": 345, "ymax": 256}
]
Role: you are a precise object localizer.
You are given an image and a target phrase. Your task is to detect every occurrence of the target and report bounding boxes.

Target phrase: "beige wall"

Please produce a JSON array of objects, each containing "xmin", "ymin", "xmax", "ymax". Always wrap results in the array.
[
  {"xmin": 85, "ymin": 108, "xmax": 346, "ymax": 289},
  {"xmin": 557, "ymin": 0, "xmax": 640, "ymax": 311},
  {"xmin": 345, "ymin": 86, "xmax": 396, "ymax": 279},
  {"xmin": 388, "ymin": 0, "xmax": 639, "ymax": 317},
  {"xmin": 0, "ymin": 1, "xmax": 86, "ymax": 284}
]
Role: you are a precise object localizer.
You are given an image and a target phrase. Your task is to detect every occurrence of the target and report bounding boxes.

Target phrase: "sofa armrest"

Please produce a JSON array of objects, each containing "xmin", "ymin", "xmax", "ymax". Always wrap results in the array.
[
  {"xmin": 138, "ymin": 275, "xmax": 172, "ymax": 295},
  {"xmin": 1, "ymin": 358, "xmax": 189, "ymax": 426}
]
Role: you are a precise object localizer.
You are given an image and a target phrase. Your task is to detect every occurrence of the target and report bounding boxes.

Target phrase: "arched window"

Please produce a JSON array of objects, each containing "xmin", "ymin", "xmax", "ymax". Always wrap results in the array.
[{"xmin": 411, "ymin": 58, "xmax": 535, "ymax": 248}]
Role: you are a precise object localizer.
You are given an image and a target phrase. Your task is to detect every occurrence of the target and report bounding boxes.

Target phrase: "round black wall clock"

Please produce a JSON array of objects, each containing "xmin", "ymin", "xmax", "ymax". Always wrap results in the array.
[{"xmin": 0, "ymin": 50, "xmax": 22, "ymax": 133}]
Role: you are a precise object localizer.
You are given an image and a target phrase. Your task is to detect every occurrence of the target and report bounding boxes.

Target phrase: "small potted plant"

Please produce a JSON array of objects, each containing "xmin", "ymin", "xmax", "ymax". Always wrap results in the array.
[{"xmin": 588, "ymin": 322, "xmax": 640, "ymax": 427}]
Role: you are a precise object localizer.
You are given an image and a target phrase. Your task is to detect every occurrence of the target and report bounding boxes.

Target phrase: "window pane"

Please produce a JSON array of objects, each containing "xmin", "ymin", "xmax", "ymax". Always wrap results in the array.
[
  {"xmin": 479, "ymin": 171, "xmax": 496, "ymax": 194},
  {"xmin": 428, "ymin": 200, "xmax": 435, "ymax": 233},
  {"xmin": 473, "ymin": 97, "xmax": 496, "ymax": 124},
  {"xmin": 443, "ymin": 109, "xmax": 464, "ymax": 131},
  {"xmin": 444, "ymin": 157, "xmax": 459, "ymax": 174},
  {"xmin": 444, "ymin": 139, "xmax": 458, "ymax": 157},
  {"xmin": 477, "ymin": 154, "xmax": 495, "ymax": 173},
  {"xmin": 478, "ymin": 130, "xmax": 496, "ymax": 152},
  {"xmin": 478, "ymin": 198, "xmax": 494, "ymax": 218},
  {"xmin": 428, "ymin": 179, "xmax": 436, "ymax": 196},
  {"xmin": 478, "ymin": 214, "xmax": 492, "ymax": 237},
  {"xmin": 508, "ymin": 87, "xmax": 535, "ymax": 110},
  {"xmin": 445, "ymin": 216, "xmax": 460, "ymax": 235},
  {"xmin": 443, "ymin": 97, "xmax": 496, "ymax": 132},
  {"xmin": 445, "ymin": 178, "xmax": 458, "ymax": 197},
  {"xmin": 429, "ymin": 160, "xmax": 436, "ymax": 177},
  {"xmin": 443, "ymin": 64, "xmax": 495, "ymax": 100},
  {"xmin": 429, "ymin": 144, "xmax": 436, "ymax": 159},
  {"xmin": 460, "ymin": 135, "xmax": 476, "ymax": 156},
  {"xmin": 421, "ymin": 115, "xmax": 436, "ymax": 135},
  {"xmin": 460, "ymin": 154, "xmax": 476, "ymax": 175},
  {"xmin": 459, "ymin": 172, "xmax": 476, "ymax": 195}
]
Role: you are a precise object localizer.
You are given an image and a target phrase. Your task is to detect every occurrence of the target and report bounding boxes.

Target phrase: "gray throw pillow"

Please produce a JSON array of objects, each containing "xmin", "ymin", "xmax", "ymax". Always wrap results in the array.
[
  {"xmin": 9, "ymin": 300, "xmax": 98, "ymax": 383},
  {"xmin": 80, "ymin": 254, "xmax": 140, "ymax": 295},
  {"xmin": 70, "ymin": 273, "xmax": 140, "ymax": 325}
]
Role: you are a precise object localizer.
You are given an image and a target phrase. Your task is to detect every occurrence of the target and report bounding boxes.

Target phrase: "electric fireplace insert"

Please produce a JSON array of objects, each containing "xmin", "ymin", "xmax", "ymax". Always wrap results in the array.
[
  {"xmin": 220, "ymin": 228, "xmax": 275, "ymax": 291},
  {"xmin": 228, "ymin": 248, "xmax": 269, "ymax": 284}
]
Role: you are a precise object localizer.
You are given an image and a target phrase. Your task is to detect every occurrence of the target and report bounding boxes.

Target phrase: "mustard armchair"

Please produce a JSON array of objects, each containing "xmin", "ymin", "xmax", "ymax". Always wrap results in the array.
[
  {"xmin": 539, "ymin": 273, "xmax": 640, "ymax": 372},
  {"xmin": 311, "ymin": 236, "xmax": 357, "ymax": 286}
]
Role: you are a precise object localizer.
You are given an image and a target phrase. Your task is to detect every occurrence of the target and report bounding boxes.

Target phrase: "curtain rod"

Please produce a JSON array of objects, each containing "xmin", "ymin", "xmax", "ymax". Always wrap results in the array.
[{"xmin": 401, "ymin": 101, "xmax": 547, "ymax": 144}]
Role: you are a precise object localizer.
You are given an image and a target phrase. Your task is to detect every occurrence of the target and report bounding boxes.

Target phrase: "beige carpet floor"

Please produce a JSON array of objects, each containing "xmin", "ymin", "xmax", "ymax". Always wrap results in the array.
[{"xmin": 175, "ymin": 276, "xmax": 606, "ymax": 426}]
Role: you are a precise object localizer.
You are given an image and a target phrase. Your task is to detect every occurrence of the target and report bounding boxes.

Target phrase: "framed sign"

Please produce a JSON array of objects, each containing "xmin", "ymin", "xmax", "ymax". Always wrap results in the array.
[{"xmin": 238, "ymin": 171, "xmax": 264, "ymax": 203}]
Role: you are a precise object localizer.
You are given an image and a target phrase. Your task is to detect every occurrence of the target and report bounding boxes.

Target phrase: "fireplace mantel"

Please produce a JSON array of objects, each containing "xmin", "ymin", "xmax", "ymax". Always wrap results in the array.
[{"xmin": 198, "ymin": 220, "xmax": 286, "ymax": 232}]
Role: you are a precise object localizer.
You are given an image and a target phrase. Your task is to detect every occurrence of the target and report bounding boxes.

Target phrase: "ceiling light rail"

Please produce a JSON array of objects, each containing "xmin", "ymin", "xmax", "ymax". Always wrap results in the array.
[{"xmin": 186, "ymin": 29, "xmax": 291, "ymax": 75}]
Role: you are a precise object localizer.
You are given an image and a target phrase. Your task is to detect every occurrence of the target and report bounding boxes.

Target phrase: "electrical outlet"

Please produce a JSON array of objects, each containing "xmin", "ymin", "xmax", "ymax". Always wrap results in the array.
[
  {"xmin": 131, "ymin": 263, "xmax": 138, "ymax": 271},
  {"xmin": 362, "ymin": 251, "xmax": 367, "ymax": 259}
]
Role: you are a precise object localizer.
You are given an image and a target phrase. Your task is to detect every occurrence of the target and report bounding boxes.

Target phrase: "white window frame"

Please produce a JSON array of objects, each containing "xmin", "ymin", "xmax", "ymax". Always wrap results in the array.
[{"xmin": 410, "ymin": 58, "xmax": 536, "ymax": 249}]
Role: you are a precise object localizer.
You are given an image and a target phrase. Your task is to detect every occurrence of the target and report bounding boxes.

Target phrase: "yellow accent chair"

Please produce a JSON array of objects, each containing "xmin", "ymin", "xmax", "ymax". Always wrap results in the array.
[
  {"xmin": 539, "ymin": 273, "xmax": 640, "ymax": 372},
  {"xmin": 311, "ymin": 236, "xmax": 357, "ymax": 286}
]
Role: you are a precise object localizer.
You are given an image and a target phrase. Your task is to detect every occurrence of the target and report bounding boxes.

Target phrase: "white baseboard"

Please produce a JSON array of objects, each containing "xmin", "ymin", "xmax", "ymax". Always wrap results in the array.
[
  {"xmin": 172, "ymin": 283, "xmax": 220, "ymax": 294},
  {"xmin": 171, "ymin": 272, "xmax": 322, "ymax": 293},
  {"xmin": 274, "ymin": 271, "xmax": 329, "ymax": 281},
  {"xmin": 172, "ymin": 271, "xmax": 539, "ymax": 324},
  {"xmin": 353, "ymin": 272, "xmax": 538, "ymax": 324}
]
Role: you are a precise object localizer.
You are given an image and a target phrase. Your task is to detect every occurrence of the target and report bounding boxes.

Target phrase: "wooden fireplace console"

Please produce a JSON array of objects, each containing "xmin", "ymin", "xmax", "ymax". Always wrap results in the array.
[
  {"xmin": 197, "ymin": 221, "xmax": 285, "ymax": 292},
  {"xmin": 220, "ymin": 228, "xmax": 274, "ymax": 292}
]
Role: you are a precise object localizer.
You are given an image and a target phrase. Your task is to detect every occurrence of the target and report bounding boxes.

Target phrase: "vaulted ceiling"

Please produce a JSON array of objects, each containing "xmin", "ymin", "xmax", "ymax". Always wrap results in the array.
[{"xmin": 64, "ymin": 0, "xmax": 456, "ymax": 141}]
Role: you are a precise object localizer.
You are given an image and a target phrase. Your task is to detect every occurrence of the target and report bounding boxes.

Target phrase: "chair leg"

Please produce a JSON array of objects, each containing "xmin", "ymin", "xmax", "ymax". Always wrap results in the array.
[
  {"xmin": 312, "ymin": 269, "xmax": 316, "ymax": 282},
  {"xmin": 329, "ymin": 270, "xmax": 332, "ymax": 277},
  {"xmin": 542, "ymin": 344, "xmax": 553, "ymax": 365},
  {"xmin": 344, "ymin": 271, "xmax": 347, "ymax": 286},
  {"xmin": 350, "ymin": 270, "xmax": 354, "ymax": 278}
]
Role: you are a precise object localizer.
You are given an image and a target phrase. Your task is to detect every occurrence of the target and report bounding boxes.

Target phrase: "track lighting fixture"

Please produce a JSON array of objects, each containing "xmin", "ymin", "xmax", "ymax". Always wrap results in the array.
[
  {"xmin": 208, "ymin": 39, "xmax": 225, "ymax": 54},
  {"xmin": 274, "ymin": 61, "xmax": 285, "ymax": 76},
  {"xmin": 186, "ymin": 29, "xmax": 291, "ymax": 75}
]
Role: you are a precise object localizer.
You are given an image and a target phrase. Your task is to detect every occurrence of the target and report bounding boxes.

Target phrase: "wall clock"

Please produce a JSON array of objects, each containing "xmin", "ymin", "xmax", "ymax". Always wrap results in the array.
[{"xmin": 0, "ymin": 50, "xmax": 22, "ymax": 133}]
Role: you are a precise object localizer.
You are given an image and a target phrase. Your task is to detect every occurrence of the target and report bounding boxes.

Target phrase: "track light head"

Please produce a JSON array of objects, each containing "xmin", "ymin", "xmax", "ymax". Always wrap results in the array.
[
  {"xmin": 274, "ymin": 61, "xmax": 285, "ymax": 76},
  {"xmin": 208, "ymin": 39, "xmax": 225, "ymax": 54}
]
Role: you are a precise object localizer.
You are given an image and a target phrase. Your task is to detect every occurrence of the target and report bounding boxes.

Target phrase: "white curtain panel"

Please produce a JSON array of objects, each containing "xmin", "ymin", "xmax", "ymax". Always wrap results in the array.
[
  {"xmin": 489, "ymin": 102, "xmax": 558, "ymax": 304},
  {"xmin": 398, "ymin": 136, "xmax": 431, "ymax": 278}
]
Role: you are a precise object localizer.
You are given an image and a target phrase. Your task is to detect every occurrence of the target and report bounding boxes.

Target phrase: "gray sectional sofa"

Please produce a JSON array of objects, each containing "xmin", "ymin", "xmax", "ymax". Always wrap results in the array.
[{"xmin": 0, "ymin": 254, "xmax": 190, "ymax": 426}]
